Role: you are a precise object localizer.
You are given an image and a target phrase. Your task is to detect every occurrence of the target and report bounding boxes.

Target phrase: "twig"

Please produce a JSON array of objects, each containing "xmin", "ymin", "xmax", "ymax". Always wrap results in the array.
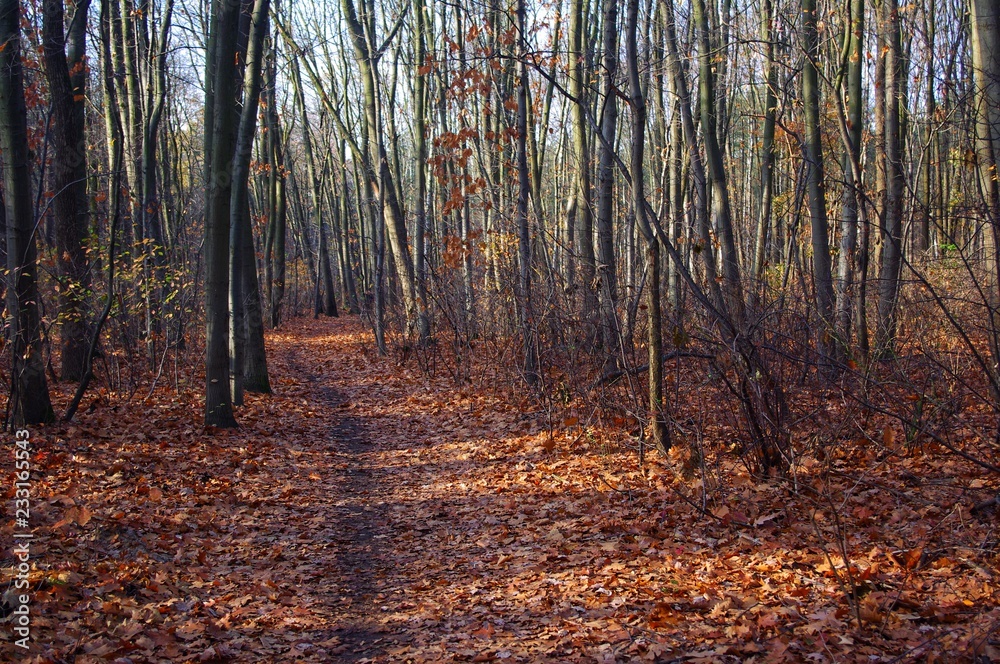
[
  {"xmin": 590, "ymin": 350, "xmax": 714, "ymax": 389},
  {"xmin": 64, "ymin": 140, "xmax": 123, "ymax": 421}
]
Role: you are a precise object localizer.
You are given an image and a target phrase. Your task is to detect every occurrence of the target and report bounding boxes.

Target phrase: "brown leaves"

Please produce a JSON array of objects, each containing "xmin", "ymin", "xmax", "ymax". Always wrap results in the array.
[
  {"xmin": 52, "ymin": 504, "xmax": 91, "ymax": 528},
  {"xmin": 11, "ymin": 317, "xmax": 1000, "ymax": 663}
]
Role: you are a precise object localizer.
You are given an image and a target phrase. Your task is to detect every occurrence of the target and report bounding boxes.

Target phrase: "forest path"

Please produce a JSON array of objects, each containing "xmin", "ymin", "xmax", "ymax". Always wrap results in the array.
[
  {"xmin": 280, "ymin": 316, "xmax": 1000, "ymax": 664},
  {"xmin": 281, "ymin": 320, "xmax": 419, "ymax": 662},
  {"xmin": 263, "ymin": 316, "xmax": 661, "ymax": 663},
  {"xmin": 11, "ymin": 314, "xmax": 664, "ymax": 664},
  {"xmin": 11, "ymin": 316, "xmax": 996, "ymax": 663}
]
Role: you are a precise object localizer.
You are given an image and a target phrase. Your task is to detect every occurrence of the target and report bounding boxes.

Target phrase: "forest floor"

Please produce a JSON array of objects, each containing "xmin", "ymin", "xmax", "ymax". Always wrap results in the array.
[{"xmin": 3, "ymin": 316, "xmax": 1000, "ymax": 663}]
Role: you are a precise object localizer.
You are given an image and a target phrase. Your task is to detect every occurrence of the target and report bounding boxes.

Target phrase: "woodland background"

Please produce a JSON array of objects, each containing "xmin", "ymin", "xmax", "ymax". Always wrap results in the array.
[{"xmin": 2, "ymin": 0, "xmax": 1000, "ymax": 660}]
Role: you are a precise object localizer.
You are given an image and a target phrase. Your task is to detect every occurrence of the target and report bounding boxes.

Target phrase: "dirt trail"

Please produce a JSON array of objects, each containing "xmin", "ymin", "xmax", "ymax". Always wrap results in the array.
[
  {"xmin": 291, "ymin": 357, "xmax": 400, "ymax": 662},
  {"xmin": 266, "ymin": 317, "xmax": 642, "ymax": 663},
  {"xmin": 11, "ymin": 316, "xmax": 995, "ymax": 663},
  {"xmin": 264, "ymin": 317, "xmax": 670, "ymax": 663}
]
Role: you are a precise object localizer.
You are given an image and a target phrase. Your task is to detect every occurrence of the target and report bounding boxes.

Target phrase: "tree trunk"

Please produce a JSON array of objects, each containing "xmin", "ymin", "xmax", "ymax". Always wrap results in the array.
[
  {"xmin": 291, "ymin": 59, "xmax": 337, "ymax": 317},
  {"xmin": 139, "ymin": 0, "xmax": 173, "ymax": 367},
  {"xmin": 337, "ymin": 139, "xmax": 361, "ymax": 313},
  {"xmin": 752, "ymin": 0, "xmax": 777, "ymax": 283},
  {"xmin": 597, "ymin": 0, "xmax": 619, "ymax": 355},
  {"xmin": 667, "ymin": 99, "xmax": 684, "ymax": 315},
  {"xmin": 202, "ymin": 0, "xmax": 240, "ymax": 428},
  {"xmin": 43, "ymin": 0, "xmax": 92, "ymax": 381},
  {"xmin": 120, "ymin": 0, "xmax": 143, "ymax": 248},
  {"xmin": 240, "ymin": 203, "xmax": 271, "ymax": 393},
  {"xmin": 916, "ymin": 0, "xmax": 935, "ymax": 254},
  {"xmin": 569, "ymin": 0, "xmax": 597, "ymax": 338},
  {"xmin": 342, "ymin": 0, "xmax": 418, "ymax": 333},
  {"xmin": 229, "ymin": 0, "xmax": 269, "ymax": 405},
  {"xmin": 266, "ymin": 52, "xmax": 287, "ymax": 330},
  {"xmin": 803, "ymin": 0, "xmax": 836, "ymax": 368},
  {"xmin": 835, "ymin": 0, "xmax": 864, "ymax": 356},
  {"xmin": 1, "ymin": 0, "xmax": 54, "ymax": 425},
  {"xmin": 876, "ymin": 0, "xmax": 905, "ymax": 357},
  {"xmin": 694, "ymin": 0, "xmax": 744, "ymax": 319},
  {"xmin": 413, "ymin": 0, "xmax": 430, "ymax": 340},
  {"xmin": 626, "ymin": 0, "xmax": 667, "ymax": 452},
  {"xmin": 663, "ymin": 0, "xmax": 724, "ymax": 313},
  {"xmin": 971, "ymin": 0, "xmax": 1000, "ymax": 400},
  {"xmin": 680, "ymin": 0, "xmax": 743, "ymax": 319},
  {"xmin": 516, "ymin": 0, "xmax": 539, "ymax": 385}
]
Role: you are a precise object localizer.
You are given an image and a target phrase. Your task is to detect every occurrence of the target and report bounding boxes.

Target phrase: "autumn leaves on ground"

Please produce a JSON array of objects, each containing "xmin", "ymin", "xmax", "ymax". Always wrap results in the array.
[{"xmin": 3, "ymin": 317, "xmax": 1000, "ymax": 663}]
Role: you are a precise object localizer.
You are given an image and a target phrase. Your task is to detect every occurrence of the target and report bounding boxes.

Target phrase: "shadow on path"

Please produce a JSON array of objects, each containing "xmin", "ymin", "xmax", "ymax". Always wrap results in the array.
[{"xmin": 295, "ymin": 356, "xmax": 398, "ymax": 662}]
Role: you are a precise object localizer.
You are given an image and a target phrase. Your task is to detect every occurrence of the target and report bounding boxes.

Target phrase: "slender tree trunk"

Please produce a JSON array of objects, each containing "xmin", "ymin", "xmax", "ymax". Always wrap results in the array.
[
  {"xmin": 100, "ymin": 0, "xmax": 120, "ymax": 226},
  {"xmin": 803, "ymin": 0, "xmax": 836, "ymax": 367},
  {"xmin": 626, "ymin": 0, "xmax": 667, "ymax": 452},
  {"xmin": 971, "ymin": 0, "xmax": 1000, "ymax": 401},
  {"xmin": 320, "ymin": 222, "xmax": 339, "ymax": 317},
  {"xmin": 667, "ymin": 99, "xmax": 684, "ymax": 315},
  {"xmin": 291, "ymin": 59, "xmax": 337, "ymax": 317},
  {"xmin": 715, "ymin": 0, "xmax": 732, "ymax": 154},
  {"xmin": 229, "ymin": 0, "xmax": 269, "ymax": 405},
  {"xmin": 694, "ymin": 0, "xmax": 744, "ymax": 319},
  {"xmin": 413, "ymin": 0, "xmax": 430, "ymax": 340},
  {"xmin": 139, "ymin": 0, "xmax": 173, "ymax": 346},
  {"xmin": 240, "ymin": 204, "xmax": 271, "ymax": 393},
  {"xmin": 203, "ymin": 0, "xmax": 240, "ymax": 427},
  {"xmin": 141, "ymin": 3, "xmax": 171, "ymax": 250},
  {"xmin": 664, "ymin": 0, "xmax": 724, "ymax": 313},
  {"xmin": 454, "ymin": 7, "xmax": 477, "ymax": 337},
  {"xmin": 752, "ymin": 0, "xmax": 777, "ymax": 283},
  {"xmin": 265, "ymin": 51, "xmax": 287, "ymax": 329},
  {"xmin": 337, "ymin": 140, "xmax": 361, "ymax": 313},
  {"xmin": 373, "ymin": 149, "xmax": 388, "ymax": 354},
  {"xmin": 516, "ymin": 0, "xmax": 538, "ymax": 385},
  {"xmin": 860, "ymin": 0, "xmax": 886, "ymax": 361},
  {"xmin": 342, "ymin": 0, "xmax": 418, "ymax": 333},
  {"xmin": 596, "ymin": 0, "xmax": 619, "ymax": 355},
  {"xmin": 43, "ymin": 0, "xmax": 93, "ymax": 381},
  {"xmin": 569, "ymin": 0, "xmax": 597, "ymax": 338},
  {"xmin": 1, "ymin": 0, "xmax": 54, "ymax": 425},
  {"xmin": 835, "ymin": 0, "xmax": 864, "ymax": 355},
  {"xmin": 876, "ymin": 0, "xmax": 905, "ymax": 357},
  {"xmin": 917, "ymin": 0, "xmax": 935, "ymax": 254},
  {"xmin": 120, "ymin": 0, "xmax": 143, "ymax": 247}
]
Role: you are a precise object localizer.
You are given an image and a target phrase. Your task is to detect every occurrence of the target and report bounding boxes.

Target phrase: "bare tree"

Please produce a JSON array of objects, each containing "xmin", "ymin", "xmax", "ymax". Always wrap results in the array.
[
  {"xmin": 341, "ymin": 0, "xmax": 419, "ymax": 333},
  {"xmin": 802, "ymin": 0, "xmax": 836, "ymax": 367},
  {"xmin": 596, "ymin": 0, "xmax": 619, "ymax": 355},
  {"xmin": 835, "ymin": 0, "xmax": 864, "ymax": 355},
  {"xmin": 876, "ymin": 0, "xmax": 905, "ymax": 357},
  {"xmin": 568, "ymin": 0, "xmax": 597, "ymax": 338},
  {"xmin": 413, "ymin": 0, "xmax": 430, "ymax": 341},
  {"xmin": 626, "ymin": 0, "xmax": 667, "ymax": 451},
  {"xmin": 1, "ymin": 0, "xmax": 54, "ymax": 425},
  {"xmin": 42, "ymin": 0, "xmax": 92, "ymax": 381},
  {"xmin": 971, "ymin": 0, "xmax": 1000, "ymax": 395},
  {"xmin": 229, "ymin": 0, "xmax": 271, "ymax": 404},
  {"xmin": 516, "ymin": 0, "xmax": 539, "ymax": 385},
  {"xmin": 202, "ymin": 0, "xmax": 241, "ymax": 427},
  {"xmin": 752, "ymin": 0, "xmax": 778, "ymax": 283}
]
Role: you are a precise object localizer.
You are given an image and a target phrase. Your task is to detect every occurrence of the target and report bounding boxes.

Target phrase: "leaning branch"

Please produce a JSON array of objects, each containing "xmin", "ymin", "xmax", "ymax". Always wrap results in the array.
[
  {"xmin": 64, "ymin": 139, "xmax": 124, "ymax": 422},
  {"xmin": 591, "ymin": 350, "xmax": 715, "ymax": 389}
]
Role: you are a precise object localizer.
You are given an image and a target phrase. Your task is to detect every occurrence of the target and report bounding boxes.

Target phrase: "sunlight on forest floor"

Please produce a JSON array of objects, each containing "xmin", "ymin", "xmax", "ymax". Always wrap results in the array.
[{"xmin": 2, "ymin": 316, "xmax": 999, "ymax": 663}]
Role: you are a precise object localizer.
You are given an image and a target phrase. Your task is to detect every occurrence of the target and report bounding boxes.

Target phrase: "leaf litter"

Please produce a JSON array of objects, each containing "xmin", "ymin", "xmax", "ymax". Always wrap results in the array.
[{"xmin": 2, "ymin": 316, "xmax": 1000, "ymax": 662}]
